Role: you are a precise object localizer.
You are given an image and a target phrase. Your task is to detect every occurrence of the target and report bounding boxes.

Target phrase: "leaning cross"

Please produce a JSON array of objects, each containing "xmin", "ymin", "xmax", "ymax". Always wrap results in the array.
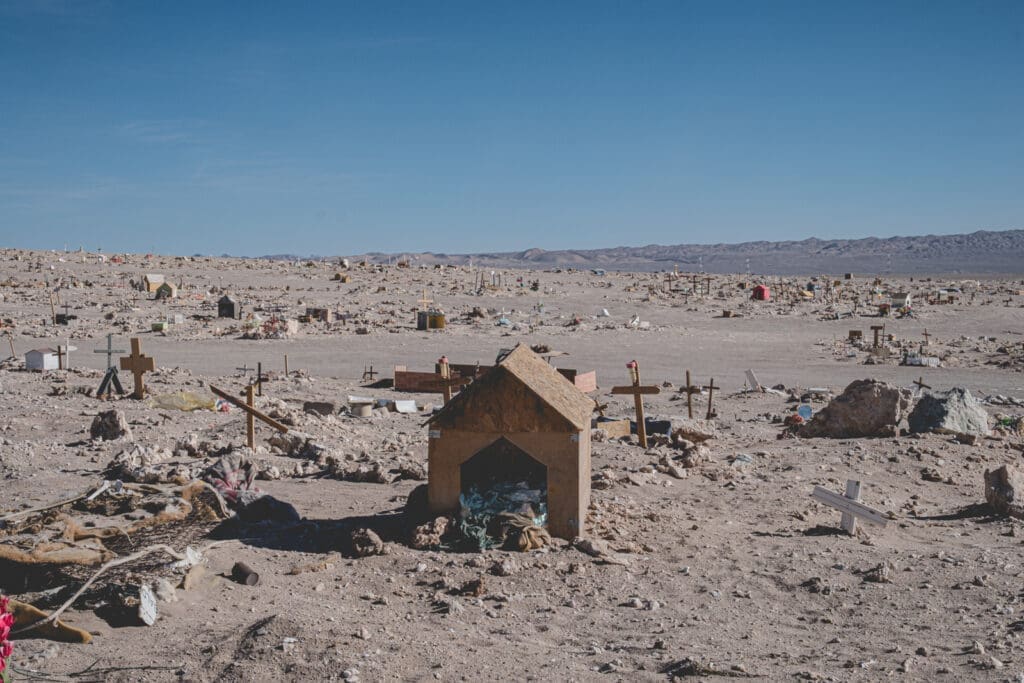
[
  {"xmin": 913, "ymin": 377, "xmax": 931, "ymax": 393},
  {"xmin": 119, "ymin": 337, "xmax": 155, "ymax": 399},
  {"xmin": 702, "ymin": 378, "xmax": 719, "ymax": 419},
  {"xmin": 611, "ymin": 360, "xmax": 660, "ymax": 448},
  {"xmin": 811, "ymin": 479, "xmax": 890, "ymax": 535}
]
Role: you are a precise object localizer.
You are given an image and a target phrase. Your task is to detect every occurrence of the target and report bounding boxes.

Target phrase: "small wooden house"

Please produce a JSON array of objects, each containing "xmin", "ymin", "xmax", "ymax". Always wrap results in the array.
[
  {"xmin": 142, "ymin": 274, "xmax": 165, "ymax": 293},
  {"xmin": 426, "ymin": 344, "xmax": 593, "ymax": 540},
  {"xmin": 218, "ymin": 295, "xmax": 241, "ymax": 319},
  {"xmin": 154, "ymin": 282, "xmax": 178, "ymax": 300},
  {"xmin": 25, "ymin": 348, "xmax": 59, "ymax": 371}
]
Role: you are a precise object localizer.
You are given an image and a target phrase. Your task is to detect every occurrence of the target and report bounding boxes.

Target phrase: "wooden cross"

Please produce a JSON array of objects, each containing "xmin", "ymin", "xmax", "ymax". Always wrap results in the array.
[
  {"xmin": 702, "ymin": 378, "xmax": 719, "ymax": 419},
  {"xmin": 55, "ymin": 344, "xmax": 66, "ymax": 370},
  {"xmin": 362, "ymin": 365, "xmax": 378, "ymax": 382},
  {"xmin": 611, "ymin": 360, "xmax": 660, "ymax": 448},
  {"xmin": 93, "ymin": 333, "xmax": 126, "ymax": 369},
  {"xmin": 592, "ymin": 398, "xmax": 608, "ymax": 418},
  {"xmin": 48, "ymin": 291, "xmax": 57, "ymax": 325},
  {"xmin": 418, "ymin": 289, "xmax": 434, "ymax": 311},
  {"xmin": 210, "ymin": 383, "xmax": 288, "ymax": 451},
  {"xmin": 119, "ymin": 337, "xmax": 155, "ymax": 399},
  {"xmin": 236, "ymin": 364, "xmax": 252, "ymax": 376},
  {"xmin": 811, "ymin": 480, "xmax": 889, "ymax": 535},
  {"xmin": 870, "ymin": 324, "xmax": 885, "ymax": 349},
  {"xmin": 922, "ymin": 329, "xmax": 931, "ymax": 346},
  {"xmin": 913, "ymin": 376, "xmax": 931, "ymax": 392}
]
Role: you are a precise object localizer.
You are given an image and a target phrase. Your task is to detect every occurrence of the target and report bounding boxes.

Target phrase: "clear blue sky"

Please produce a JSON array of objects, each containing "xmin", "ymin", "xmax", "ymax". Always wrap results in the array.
[{"xmin": 1, "ymin": 1, "xmax": 1021, "ymax": 256}]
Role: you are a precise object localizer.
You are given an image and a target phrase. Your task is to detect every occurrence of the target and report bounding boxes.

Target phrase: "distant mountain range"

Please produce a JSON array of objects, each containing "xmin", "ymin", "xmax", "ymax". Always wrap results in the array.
[{"xmin": 264, "ymin": 229, "xmax": 1024, "ymax": 275}]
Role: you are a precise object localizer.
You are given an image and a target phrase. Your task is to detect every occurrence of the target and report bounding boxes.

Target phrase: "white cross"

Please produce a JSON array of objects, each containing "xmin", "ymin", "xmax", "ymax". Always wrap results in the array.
[{"xmin": 811, "ymin": 479, "xmax": 889, "ymax": 535}]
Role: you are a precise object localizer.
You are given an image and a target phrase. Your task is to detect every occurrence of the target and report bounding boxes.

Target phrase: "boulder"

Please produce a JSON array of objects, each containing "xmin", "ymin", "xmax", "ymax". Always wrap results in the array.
[
  {"xmin": 798, "ymin": 379, "xmax": 911, "ymax": 438},
  {"xmin": 90, "ymin": 409, "xmax": 133, "ymax": 441},
  {"xmin": 670, "ymin": 418, "xmax": 717, "ymax": 443},
  {"xmin": 984, "ymin": 465, "xmax": 1024, "ymax": 519},
  {"xmin": 350, "ymin": 528, "xmax": 387, "ymax": 557},
  {"xmin": 908, "ymin": 387, "xmax": 990, "ymax": 437},
  {"xmin": 303, "ymin": 401, "xmax": 337, "ymax": 416}
]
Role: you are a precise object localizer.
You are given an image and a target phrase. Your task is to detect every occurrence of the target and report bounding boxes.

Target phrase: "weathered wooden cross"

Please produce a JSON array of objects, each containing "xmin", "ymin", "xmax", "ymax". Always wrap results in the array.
[
  {"xmin": 119, "ymin": 337, "xmax": 155, "ymax": 399},
  {"xmin": 210, "ymin": 383, "xmax": 289, "ymax": 450},
  {"xmin": 870, "ymin": 324, "xmax": 885, "ymax": 349},
  {"xmin": 612, "ymin": 360, "xmax": 660, "ymax": 448},
  {"xmin": 921, "ymin": 328, "xmax": 931, "ymax": 346},
  {"xmin": 811, "ymin": 479, "xmax": 889, "ymax": 535},
  {"xmin": 362, "ymin": 365, "xmax": 378, "ymax": 382},
  {"xmin": 418, "ymin": 289, "xmax": 434, "ymax": 311},
  {"xmin": 94, "ymin": 333, "xmax": 126, "ymax": 369},
  {"xmin": 913, "ymin": 376, "xmax": 931, "ymax": 393},
  {"xmin": 703, "ymin": 378, "xmax": 719, "ymax": 419}
]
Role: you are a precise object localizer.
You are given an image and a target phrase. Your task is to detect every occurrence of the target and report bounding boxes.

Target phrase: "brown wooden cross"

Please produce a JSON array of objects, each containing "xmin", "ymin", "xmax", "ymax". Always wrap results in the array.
[
  {"xmin": 55, "ymin": 344, "xmax": 66, "ymax": 370},
  {"xmin": 119, "ymin": 337, "xmax": 155, "ymax": 399},
  {"xmin": 922, "ymin": 329, "xmax": 931, "ymax": 346},
  {"xmin": 913, "ymin": 376, "xmax": 931, "ymax": 392},
  {"xmin": 362, "ymin": 365, "xmax": 378, "ymax": 382},
  {"xmin": 592, "ymin": 397, "xmax": 608, "ymax": 418},
  {"xmin": 418, "ymin": 289, "xmax": 434, "ymax": 311},
  {"xmin": 702, "ymin": 378, "xmax": 719, "ymax": 419},
  {"xmin": 611, "ymin": 360, "xmax": 660, "ymax": 448},
  {"xmin": 870, "ymin": 324, "xmax": 885, "ymax": 349}
]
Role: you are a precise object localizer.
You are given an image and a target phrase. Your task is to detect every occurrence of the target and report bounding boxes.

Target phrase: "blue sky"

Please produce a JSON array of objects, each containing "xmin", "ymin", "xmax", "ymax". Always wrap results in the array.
[{"xmin": 1, "ymin": 1, "xmax": 1021, "ymax": 256}]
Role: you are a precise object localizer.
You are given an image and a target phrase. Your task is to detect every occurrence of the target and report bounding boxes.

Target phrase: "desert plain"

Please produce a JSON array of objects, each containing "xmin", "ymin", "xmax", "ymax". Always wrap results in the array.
[{"xmin": 2, "ymin": 248, "xmax": 1024, "ymax": 682}]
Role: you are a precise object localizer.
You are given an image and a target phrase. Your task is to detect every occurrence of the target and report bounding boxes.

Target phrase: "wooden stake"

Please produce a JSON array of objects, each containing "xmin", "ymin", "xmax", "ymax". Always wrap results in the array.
[
  {"xmin": 703, "ymin": 378, "xmax": 719, "ymax": 420},
  {"xmin": 246, "ymin": 384, "xmax": 256, "ymax": 450},
  {"xmin": 611, "ymin": 360, "xmax": 661, "ymax": 448},
  {"xmin": 284, "ymin": 354, "xmax": 289, "ymax": 376},
  {"xmin": 49, "ymin": 291, "xmax": 57, "ymax": 325},
  {"xmin": 439, "ymin": 356, "xmax": 453, "ymax": 404},
  {"xmin": 685, "ymin": 370, "xmax": 693, "ymax": 419}
]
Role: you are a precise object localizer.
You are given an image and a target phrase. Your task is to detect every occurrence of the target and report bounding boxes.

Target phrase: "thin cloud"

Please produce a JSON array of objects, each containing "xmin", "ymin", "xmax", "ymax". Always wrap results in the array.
[{"xmin": 119, "ymin": 119, "xmax": 203, "ymax": 144}]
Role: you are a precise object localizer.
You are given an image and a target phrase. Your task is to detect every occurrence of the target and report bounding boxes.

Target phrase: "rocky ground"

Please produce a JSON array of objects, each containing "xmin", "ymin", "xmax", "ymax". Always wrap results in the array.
[{"xmin": 2, "ymin": 248, "xmax": 1024, "ymax": 681}]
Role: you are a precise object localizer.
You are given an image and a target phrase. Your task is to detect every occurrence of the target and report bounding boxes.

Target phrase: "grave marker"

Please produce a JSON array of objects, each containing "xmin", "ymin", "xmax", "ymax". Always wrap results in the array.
[
  {"xmin": 611, "ymin": 360, "xmax": 660, "ymax": 448},
  {"xmin": 119, "ymin": 338, "xmax": 155, "ymax": 399},
  {"xmin": 812, "ymin": 480, "xmax": 889, "ymax": 535},
  {"xmin": 703, "ymin": 378, "xmax": 719, "ymax": 419}
]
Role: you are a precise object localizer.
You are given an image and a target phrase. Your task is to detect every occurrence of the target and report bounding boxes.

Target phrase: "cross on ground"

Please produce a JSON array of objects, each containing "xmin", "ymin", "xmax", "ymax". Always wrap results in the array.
[
  {"xmin": 611, "ymin": 360, "xmax": 660, "ymax": 448},
  {"xmin": 811, "ymin": 479, "xmax": 889, "ymax": 535},
  {"xmin": 119, "ymin": 337, "xmax": 155, "ymax": 399},
  {"xmin": 93, "ymin": 333, "xmax": 126, "ymax": 370},
  {"xmin": 418, "ymin": 290, "xmax": 434, "ymax": 310},
  {"xmin": 702, "ymin": 378, "xmax": 719, "ymax": 419}
]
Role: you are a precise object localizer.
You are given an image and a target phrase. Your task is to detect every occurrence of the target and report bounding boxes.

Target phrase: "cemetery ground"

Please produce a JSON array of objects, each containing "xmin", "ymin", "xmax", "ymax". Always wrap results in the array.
[{"xmin": 2, "ymin": 250, "xmax": 1024, "ymax": 681}]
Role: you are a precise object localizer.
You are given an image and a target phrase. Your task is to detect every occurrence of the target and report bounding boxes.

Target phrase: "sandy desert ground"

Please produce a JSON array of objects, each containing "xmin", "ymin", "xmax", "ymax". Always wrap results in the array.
[{"xmin": 2, "ymin": 248, "xmax": 1024, "ymax": 682}]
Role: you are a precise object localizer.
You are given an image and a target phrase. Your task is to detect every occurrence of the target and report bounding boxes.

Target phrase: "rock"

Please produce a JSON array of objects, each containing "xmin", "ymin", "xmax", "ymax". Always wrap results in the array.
[
  {"xmin": 984, "ymin": 465, "xmax": 1024, "ymax": 519},
  {"xmin": 908, "ymin": 387, "xmax": 990, "ymax": 437},
  {"xmin": 798, "ymin": 379, "xmax": 911, "ymax": 438},
  {"xmin": 236, "ymin": 494, "xmax": 301, "ymax": 523},
  {"xmin": 669, "ymin": 418, "xmax": 717, "ymax": 443},
  {"xmin": 490, "ymin": 559, "xmax": 518, "ymax": 577},
  {"xmin": 350, "ymin": 528, "xmax": 387, "ymax": 557},
  {"xmin": 90, "ymin": 409, "xmax": 133, "ymax": 441},
  {"xmin": 303, "ymin": 400, "xmax": 337, "ymax": 416},
  {"xmin": 861, "ymin": 560, "xmax": 895, "ymax": 583}
]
